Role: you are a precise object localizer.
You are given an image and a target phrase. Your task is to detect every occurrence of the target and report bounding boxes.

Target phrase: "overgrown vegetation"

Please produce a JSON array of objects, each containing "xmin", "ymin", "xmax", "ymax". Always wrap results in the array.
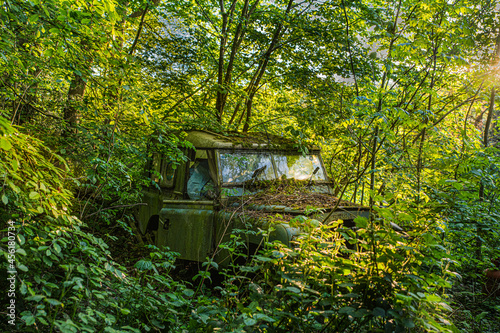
[{"xmin": 1, "ymin": 0, "xmax": 500, "ymax": 331}]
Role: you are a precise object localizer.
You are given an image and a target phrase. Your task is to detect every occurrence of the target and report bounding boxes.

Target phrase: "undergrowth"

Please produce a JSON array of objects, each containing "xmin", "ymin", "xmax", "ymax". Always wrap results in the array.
[{"xmin": 1, "ymin": 118, "xmax": 500, "ymax": 332}]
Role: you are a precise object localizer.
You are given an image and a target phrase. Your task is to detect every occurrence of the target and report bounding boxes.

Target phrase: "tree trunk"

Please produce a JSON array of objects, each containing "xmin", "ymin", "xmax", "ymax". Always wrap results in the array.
[{"xmin": 63, "ymin": 74, "xmax": 87, "ymax": 133}]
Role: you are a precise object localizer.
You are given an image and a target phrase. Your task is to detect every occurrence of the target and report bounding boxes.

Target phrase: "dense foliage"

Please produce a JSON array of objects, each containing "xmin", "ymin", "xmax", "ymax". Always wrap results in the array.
[{"xmin": 1, "ymin": 0, "xmax": 500, "ymax": 332}]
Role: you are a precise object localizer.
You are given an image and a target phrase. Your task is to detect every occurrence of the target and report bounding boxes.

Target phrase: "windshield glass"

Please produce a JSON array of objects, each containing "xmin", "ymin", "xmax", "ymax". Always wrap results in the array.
[
  {"xmin": 274, "ymin": 154, "xmax": 326, "ymax": 181},
  {"xmin": 219, "ymin": 153, "xmax": 275, "ymax": 183}
]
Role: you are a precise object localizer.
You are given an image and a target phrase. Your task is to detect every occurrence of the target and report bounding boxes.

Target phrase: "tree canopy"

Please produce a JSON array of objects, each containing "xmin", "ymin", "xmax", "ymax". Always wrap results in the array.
[{"xmin": 1, "ymin": 0, "xmax": 500, "ymax": 331}]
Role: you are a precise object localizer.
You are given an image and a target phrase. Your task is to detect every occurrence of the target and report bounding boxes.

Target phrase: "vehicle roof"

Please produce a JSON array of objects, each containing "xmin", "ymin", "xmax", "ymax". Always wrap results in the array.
[{"xmin": 184, "ymin": 130, "xmax": 319, "ymax": 151}]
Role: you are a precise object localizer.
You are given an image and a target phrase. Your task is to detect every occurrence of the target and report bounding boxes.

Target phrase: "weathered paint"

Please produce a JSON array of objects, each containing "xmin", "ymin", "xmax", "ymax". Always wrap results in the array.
[
  {"xmin": 135, "ymin": 190, "xmax": 165, "ymax": 234},
  {"xmin": 158, "ymin": 205, "xmax": 214, "ymax": 261},
  {"xmin": 268, "ymin": 223, "xmax": 302, "ymax": 247},
  {"xmin": 149, "ymin": 200, "xmax": 369, "ymax": 263}
]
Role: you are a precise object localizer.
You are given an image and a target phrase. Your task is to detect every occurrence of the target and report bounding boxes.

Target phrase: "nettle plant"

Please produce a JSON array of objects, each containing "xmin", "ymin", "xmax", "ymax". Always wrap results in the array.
[
  {"xmin": 183, "ymin": 199, "xmax": 457, "ymax": 332},
  {"xmin": 0, "ymin": 119, "xmax": 197, "ymax": 332}
]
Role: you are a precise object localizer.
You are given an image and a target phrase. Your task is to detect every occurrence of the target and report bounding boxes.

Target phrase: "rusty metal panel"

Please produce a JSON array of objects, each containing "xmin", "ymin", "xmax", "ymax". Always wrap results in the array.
[
  {"xmin": 135, "ymin": 190, "xmax": 164, "ymax": 234},
  {"xmin": 158, "ymin": 207, "xmax": 214, "ymax": 261}
]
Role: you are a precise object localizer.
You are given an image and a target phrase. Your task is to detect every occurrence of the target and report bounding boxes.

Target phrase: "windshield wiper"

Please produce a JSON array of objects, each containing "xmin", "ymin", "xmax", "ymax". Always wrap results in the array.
[
  {"xmin": 307, "ymin": 167, "xmax": 320, "ymax": 187},
  {"xmin": 251, "ymin": 165, "xmax": 267, "ymax": 184}
]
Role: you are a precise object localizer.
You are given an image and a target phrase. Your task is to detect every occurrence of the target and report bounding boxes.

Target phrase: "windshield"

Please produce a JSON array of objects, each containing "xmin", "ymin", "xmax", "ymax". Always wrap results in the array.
[
  {"xmin": 219, "ymin": 152, "xmax": 327, "ymax": 184},
  {"xmin": 274, "ymin": 154, "xmax": 326, "ymax": 181},
  {"xmin": 219, "ymin": 153, "xmax": 275, "ymax": 183}
]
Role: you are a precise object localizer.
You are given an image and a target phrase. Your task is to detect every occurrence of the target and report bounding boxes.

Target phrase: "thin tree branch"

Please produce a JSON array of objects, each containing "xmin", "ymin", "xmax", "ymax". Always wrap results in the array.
[{"xmin": 83, "ymin": 203, "xmax": 147, "ymax": 219}]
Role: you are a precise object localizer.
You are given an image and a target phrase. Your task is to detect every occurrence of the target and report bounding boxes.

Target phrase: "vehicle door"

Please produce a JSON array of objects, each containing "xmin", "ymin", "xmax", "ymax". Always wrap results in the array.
[{"xmin": 156, "ymin": 149, "xmax": 219, "ymax": 261}]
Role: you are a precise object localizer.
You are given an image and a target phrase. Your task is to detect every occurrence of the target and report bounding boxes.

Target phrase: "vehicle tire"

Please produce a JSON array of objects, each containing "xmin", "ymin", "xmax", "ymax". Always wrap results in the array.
[{"xmin": 145, "ymin": 215, "xmax": 159, "ymax": 245}]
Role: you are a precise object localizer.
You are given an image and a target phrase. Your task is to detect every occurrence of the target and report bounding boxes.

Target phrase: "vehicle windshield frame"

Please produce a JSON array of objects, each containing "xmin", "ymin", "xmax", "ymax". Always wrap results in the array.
[{"xmin": 216, "ymin": 149, "xmax": 329, "ymax": 187}]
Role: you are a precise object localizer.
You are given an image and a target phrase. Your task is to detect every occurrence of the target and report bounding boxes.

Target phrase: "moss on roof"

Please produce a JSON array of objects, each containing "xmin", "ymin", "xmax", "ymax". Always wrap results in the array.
[{"xmin": 184, "ymin": 130, "xmax": 317, "ymax": 150}]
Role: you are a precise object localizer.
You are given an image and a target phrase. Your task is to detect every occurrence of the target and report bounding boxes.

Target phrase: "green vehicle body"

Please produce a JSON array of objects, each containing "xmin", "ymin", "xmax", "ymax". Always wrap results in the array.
[{"xmin": 134, "ymin": 130, "xmax": 369, "ymax": 262}]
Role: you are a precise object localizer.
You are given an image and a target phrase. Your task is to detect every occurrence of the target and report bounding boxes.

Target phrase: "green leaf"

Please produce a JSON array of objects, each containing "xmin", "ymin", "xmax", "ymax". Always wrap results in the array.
[
  {"xmin": 43, "ymin": 256, "xmax": 53, "ymax": 267},
  {"xmin": 339, "ymin": 306, "xmax": 356, "ymax": 315},
  {"xmin": 254, "ymin": 255, "xmax": 273, "ymax": 262},
  {"xmin": 425, "ymin": 294, "xmax": 441, "ymax": 302},
  {"xmin": 22, "ymin": 314, "xmax": 36, "ymax": 326},
  {"xmin": 402, "ymin": 317, "xmax": 415, "ymax": 328},
  {"xmin": 182, "ymin": 289, "xmax": 194, "ymax": 297},
  {"xmin": 29, "ymin": 191, "xmax": 40, "ymax": 200},
  {"xmin": 354, "ymin": 216, "xmax": 368, "ymax": 229},
  {"xmin": 53, "ymin": 243, "xmax": 61, "ymax": 253},
  {"xmin": 38, "ymin": 317, "xmax": 48, "ymax": 325},
  {"xmin": 12, "ymin": 159, "xmax": 19, "ymax": 171},
  {"xmin": 46, "ymin": 298, "xmax": 62, "ymax": 306},
  {"xmin": 26, "ymin": 295, "xmax": 45, "ymax": 302},
  {"xmin": 243, "ymin": 317, "xmax": 257, "ymax": 326},
  {"xmin": 20, "ymin": 282, "xmax": 27, "ymax": 295},
  {"xmin": 373, "ymin": 307, "xmax": 385, "ymax": 317},
  {"xmin": 18, "ymin": 264, "xmax": 29, "ymax": 272},
  {"xmin": 285, "ymin": 286, "xmax": 301, "ymax": 293},
  {"xmin": 0, "ymin": 138, "xmax": 12, "ymax": 150},
  {"xmin": 17, "ymin": 234, "xmax": 25, "ymax": 245},
  {"xmin": 1, "ymin": 194, "xmax": 8, "ymax": 205},
  {"xmin": 29, "ymin": 14, "xmax": 39, "ymax": 23},
  {"xmin": 253, "ymin": 313, "xmax": 276, "ymax": 322},
  {"xmin": 134, "ymin": 259, "xmax": 152, "ymax": 271}
]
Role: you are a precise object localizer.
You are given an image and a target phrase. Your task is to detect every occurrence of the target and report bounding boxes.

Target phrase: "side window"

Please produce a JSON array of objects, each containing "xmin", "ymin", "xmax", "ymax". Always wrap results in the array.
[
  {"xmin": 151, "ymin": 153, "xmax": 175, "ymax": 188},
  {"xmin": 186, "ymin": 149, "xmax": 215, "ymax": 200}
]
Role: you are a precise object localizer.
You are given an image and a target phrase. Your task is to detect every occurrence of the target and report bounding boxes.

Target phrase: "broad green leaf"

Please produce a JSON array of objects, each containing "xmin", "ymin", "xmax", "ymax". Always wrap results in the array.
[
  {"xmin": 134, "ymin": 260, "xmax": 152, "ymax": 271},
  {"xmin": 373, "ymin": 307, "xmax": 385, "ymax": 317},
  {"xmin": 26, "ymin": 295, "xmax": 45, "ymax": 302},
  {"xmin": 182, "ymin": 289, "xmax": 194, "ymax": 297},
  {"xmin": 243, "ymin": 317, "xmax": 257, "ymax": 326},
  {"xmin": 46, "ymin": 298, "xmax": 62, "ymax": 306},
  {"xmin": 18, "ymin": 264, "xmax": 28, "ymax": 272},
  {"xmin": 22, "ymin": 314, "xmax": 36, "ymax": 326},
  {"xmin": 29, "ymin": 14, "xmax": 39, "ymax": 23},
  {"xmin": 339, "ymin": 306, "xmax": 356, "ymax": 315},
  {"xmin": 0, "ymin": 138, "xmax": 12, "ymax": 150},
  {"xmin": 53, "ymin": 243, "xmax": 61, "ymax": 253}
]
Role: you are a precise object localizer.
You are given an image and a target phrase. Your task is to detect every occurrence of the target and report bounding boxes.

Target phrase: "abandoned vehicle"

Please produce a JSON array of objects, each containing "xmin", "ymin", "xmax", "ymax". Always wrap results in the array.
[{"xmin": 134, "ymin": 130, "xmax": 369, "ymax": 263}]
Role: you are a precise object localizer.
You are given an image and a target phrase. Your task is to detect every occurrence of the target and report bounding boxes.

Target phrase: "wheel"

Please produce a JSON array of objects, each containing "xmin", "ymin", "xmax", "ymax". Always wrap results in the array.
[{"xmin": 145, "ymin": 215, "xmax": 159, "ymax": 245}]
